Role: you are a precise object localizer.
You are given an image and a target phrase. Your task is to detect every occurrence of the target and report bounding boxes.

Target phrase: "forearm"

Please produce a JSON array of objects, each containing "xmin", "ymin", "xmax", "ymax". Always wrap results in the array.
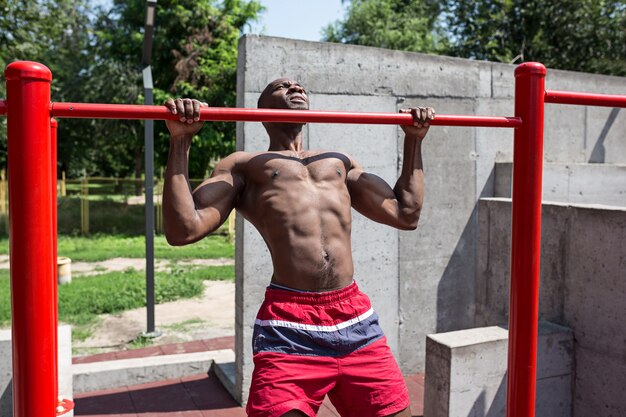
[
  {"xmin": 392, "ymin": 135, "xmax": 425, "ymax": 229},
  {"xmin": 163, "ymin": 135, "xmax": 200, "ymax": 245}
]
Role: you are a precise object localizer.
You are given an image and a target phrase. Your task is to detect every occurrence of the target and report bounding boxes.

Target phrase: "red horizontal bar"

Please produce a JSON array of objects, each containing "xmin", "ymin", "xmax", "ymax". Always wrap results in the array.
[
  {"xmin": 545, "ymin": 90, "xmax": 626, "ymax": 107},
  {"xmin": 49, "ymin": 102, "xmax": 521, "ymax": 128},
  {"xmin": 0, "ymin": 99, "xmax": 6, "ymax": 115}
]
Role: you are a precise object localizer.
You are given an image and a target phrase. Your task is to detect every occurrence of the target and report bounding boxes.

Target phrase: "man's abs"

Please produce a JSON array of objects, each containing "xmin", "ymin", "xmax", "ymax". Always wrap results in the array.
[{"xmin": 236, "ymin": 151, "xmax": 355, "ymax": 290}]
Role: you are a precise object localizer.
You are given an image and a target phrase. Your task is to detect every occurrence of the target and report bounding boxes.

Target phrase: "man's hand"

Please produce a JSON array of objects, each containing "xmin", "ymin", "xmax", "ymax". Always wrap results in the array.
[
  {"xmin": 164, "ymin": 98, "xmax": 208, "ymax": 138},
  {"xmin": 400, "ymin": 107, "xmax": 435, "ymax": 140}
]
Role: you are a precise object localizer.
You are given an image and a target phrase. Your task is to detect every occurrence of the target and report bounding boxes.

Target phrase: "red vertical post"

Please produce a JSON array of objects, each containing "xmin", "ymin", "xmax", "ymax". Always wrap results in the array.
[
  {"xmin": 5, "ymin": 61, "xmax": 56, "ymax": 417},
  {"xmin": 51, "ymin": 118, "xmax": 59, "ymax": 401},
  {"xmin": 507, "ymin": 62, "xmax": 546, "ymax": 417}
]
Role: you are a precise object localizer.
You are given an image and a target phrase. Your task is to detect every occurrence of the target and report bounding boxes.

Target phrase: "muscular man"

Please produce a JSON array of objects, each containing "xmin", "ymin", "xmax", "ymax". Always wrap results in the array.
[{"xmin": 163, "ymin": 78, "xmax": 434, "ymax": 417}]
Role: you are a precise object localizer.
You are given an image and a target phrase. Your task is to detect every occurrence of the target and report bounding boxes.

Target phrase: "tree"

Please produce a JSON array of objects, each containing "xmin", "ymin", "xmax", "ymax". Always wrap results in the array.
[
  {"xmin": 0, "ymin": 0, "xmax": 94, "ymax": 172},
  {"xmin": 323, "ymin": 0, "xmax": 448, "ymax": 53},
  {"xmin": 1, "ymin": 0, "xmax": 263, "ymax": 178},
  {"xmin": 323, "ymin": 0, "xmax": 626, "ymax": 76},
  {"xmin": 445, "ymin": 0, "xmax": 626, "ymax": 76},
  {"xmin": 89, "ymin": 0, "xmax": 263, "ymax": 179}
]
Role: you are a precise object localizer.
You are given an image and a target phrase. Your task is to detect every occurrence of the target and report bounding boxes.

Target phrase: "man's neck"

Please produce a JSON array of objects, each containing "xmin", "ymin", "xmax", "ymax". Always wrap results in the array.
[{"xmin": 265, "ymin": 123, "xmax": 305, "ymax": 152}]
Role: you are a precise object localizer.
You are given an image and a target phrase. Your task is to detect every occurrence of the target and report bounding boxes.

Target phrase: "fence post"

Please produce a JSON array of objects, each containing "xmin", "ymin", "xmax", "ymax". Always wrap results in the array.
[
  {"xmin": 61, "ymin": 170, "xmax": 66, "ymax": 196},
  {"xmin": 5, "ymin": 61, "xmax": 56, "ymax": 417},
  {"xmin": 81, "ymin": 171, "xmax": 89, "ymax": 234},
  {"xmin": 507, "ymin": 62, "xmax": 546, "ymax": 417},
  {"xmin": 0, "ymin": 171, "xmax": 6, "ymax": 236}
]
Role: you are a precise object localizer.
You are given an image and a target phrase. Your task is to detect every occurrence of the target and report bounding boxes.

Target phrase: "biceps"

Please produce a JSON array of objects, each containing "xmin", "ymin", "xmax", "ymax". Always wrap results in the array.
[
  {"xmin": 192, "ymin": 175, "xmax": 241, "ymax": 220},
  {"xmin": 349, "ymin": 172, "xmax": 397, "ymax": 215}
]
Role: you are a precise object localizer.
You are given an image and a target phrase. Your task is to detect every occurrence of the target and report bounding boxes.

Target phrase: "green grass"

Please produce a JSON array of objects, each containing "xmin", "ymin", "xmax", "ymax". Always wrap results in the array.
[
  {"xmin": 0, "ymin": 264, "xmax": 235, "ymax": 339},
  {"xmin": 0, "ymin": 234, "xmax": 234, "ymax": 261},
  {"xmin": 161, "ymin": 318, "xmax": 206, "ymax": 332},
  {"xmin": 128, "ymin": 335, "xmax": 154, "ymax": 349}
]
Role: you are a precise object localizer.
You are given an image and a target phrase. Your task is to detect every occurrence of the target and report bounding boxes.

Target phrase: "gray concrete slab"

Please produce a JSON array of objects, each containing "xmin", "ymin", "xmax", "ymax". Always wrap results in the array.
[
  {"xmin": 424, "ymin": 322, "xmax": 573, "ymax": 417},
  {"xmin": 72, "ymin": 349, "xmax": 234, "ymax": 394},
  {"xmin": 476, "ymin": 198, "xmax": 626, "ymax": 417},
  {"xmin": 494, "ymin": 162, "xmax": 626, "ymax": 207}
]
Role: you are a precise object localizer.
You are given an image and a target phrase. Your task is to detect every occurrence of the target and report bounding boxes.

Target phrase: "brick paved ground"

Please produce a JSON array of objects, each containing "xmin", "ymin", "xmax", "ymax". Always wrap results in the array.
[{"xmin": 73, "ymin": 338, "xmax": 425, "ymax": 417}]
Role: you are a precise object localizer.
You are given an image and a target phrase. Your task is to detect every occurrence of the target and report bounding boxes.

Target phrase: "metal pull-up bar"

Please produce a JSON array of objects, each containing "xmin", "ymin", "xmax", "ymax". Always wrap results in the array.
[
  {"xmin": 47, "ymin": 101, "xmax": 522, "ymax": 128},
  {"xmin": 2, "ymin": 56, "xmax": 623, "ymax": 416},
  {"xmin": 545, "ymin": 90, "xmax": 626, "ymax": 107},
  {"xmin": 3, "ymin": 60, "xmax": 547, "ymax": 417}
]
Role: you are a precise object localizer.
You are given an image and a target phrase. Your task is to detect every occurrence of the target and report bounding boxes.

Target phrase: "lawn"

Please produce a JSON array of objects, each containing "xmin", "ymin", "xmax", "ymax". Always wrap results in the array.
[
  {"xmin": 0, "ymin": 233, "xmax": 236, "ymax": 341},
  {"xmin": 0, "ymin": 233, "xmax": 234, "ymax": 261}
]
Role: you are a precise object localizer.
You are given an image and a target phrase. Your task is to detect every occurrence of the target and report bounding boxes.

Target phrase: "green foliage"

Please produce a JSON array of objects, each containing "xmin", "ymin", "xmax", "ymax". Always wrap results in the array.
[
  {"xmin": 0, "ymin": 234, "xmax": 235, "ymax": 261},
  {"xmin": 92, "ymin": 0, "xmax": 263, "ymax": 178},
  {"xmin": 445, "ymin": 0, "xmax": 626, "ymax": 75},
  {"xmin": 324, "ymin": 0, "xmax": 626, "ymax": 76},
  {"xmin": 323, "ymin": 0, "xmax": 448, "ymax": 53},
  {"xmin": 0, "ymin": 0, "xmax": 263, "ymax": 178},
  {"xmin": 0, "ymin": 0, "xmax": 94, "ymax": 170}
]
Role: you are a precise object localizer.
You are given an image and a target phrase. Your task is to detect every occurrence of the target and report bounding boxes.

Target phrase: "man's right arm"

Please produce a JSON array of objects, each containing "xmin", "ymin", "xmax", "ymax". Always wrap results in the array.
[{"xmin": 162, "ymin": 98, "xmax": 244, "ymax": 245}]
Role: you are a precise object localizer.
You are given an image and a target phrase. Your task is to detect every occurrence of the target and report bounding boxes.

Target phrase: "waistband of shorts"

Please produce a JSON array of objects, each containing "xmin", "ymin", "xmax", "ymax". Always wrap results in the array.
[{"xmin": 263, "ymin": 280, "xmax": 360, "ymax": 305}]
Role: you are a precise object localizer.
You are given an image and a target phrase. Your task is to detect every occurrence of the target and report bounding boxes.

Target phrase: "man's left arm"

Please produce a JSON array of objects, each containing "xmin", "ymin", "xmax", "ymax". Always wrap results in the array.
[{"xmin": 347, "ymin": 107, "xmax": 434, "ymax": 230}]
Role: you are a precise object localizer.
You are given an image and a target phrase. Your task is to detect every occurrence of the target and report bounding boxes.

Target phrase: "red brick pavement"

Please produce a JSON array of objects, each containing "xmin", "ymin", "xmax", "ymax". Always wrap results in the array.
[{"xmin": 73, "ymin": 338, "xmax": 425, "ymax": 417}]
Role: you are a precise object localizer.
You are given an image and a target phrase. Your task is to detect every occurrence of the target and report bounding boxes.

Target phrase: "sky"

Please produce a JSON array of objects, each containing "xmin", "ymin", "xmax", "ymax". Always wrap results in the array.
[
  {"xmin": 94, "ymin": 0, "xmax": 347, "ymax": 42},
  {"xmin": 244, "ymin": 0, "xmax": 347, "ymax": 42}
]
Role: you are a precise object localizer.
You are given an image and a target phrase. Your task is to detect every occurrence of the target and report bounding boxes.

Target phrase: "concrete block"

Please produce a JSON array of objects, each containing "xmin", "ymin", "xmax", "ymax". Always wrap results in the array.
[
  {"xmin": 72, "ymin": 349, "xmax": 234, "ymax": 394},
  {"xmin": 475, "ymin": 199, "xmax": 570, "ymax": 327},
  {"xmin": 494, "ymin": 162, "xmax": 626, "ymax": 206},
  {"xmin": 0, "ymin": 325, "xmax": 73, "ymax": 417},
  {"xmin": 571, "ymin": 346, "xmax": 626, "ymax": 417},
  {"xmin": 567, "ymin": 164, "xmax": 626, "ymax": 206},
  {"xmin": 212, "ymin": 360, "xmax": 236, "ymax": 402},
  {"xmin": 476, "ymin": 198, "xmax": 626, "ymax": 416},
  {"xmin": 563, "ymin": 206, "xmax": 626, "ymax": 417},
  {"xmin": 424, "ymin": 322, "xmax": 573, "ymax": 417}
]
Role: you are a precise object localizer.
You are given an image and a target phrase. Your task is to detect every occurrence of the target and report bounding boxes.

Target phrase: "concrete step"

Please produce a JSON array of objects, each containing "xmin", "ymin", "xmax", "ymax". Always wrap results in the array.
[{"xmin": 73, "ymin": 348, "xmax": 235, "ymax": 394}]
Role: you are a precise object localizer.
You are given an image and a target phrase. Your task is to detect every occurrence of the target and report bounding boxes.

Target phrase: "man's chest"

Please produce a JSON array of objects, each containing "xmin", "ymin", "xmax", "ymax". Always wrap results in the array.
[{"xmin": 246, "ymin": 152, "xmax": 350, "ymax": 185}]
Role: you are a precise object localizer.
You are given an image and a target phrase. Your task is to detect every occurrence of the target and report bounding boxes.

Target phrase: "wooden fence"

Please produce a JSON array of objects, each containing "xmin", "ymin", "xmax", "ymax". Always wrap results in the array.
[{"xmin": 0, "ymin": 170, "xmax": 235, "ymax": 237}]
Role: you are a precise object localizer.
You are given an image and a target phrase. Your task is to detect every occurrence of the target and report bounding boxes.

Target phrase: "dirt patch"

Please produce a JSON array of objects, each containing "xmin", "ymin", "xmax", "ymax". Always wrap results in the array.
[
  {"xmin": 0, "ymin": 255, "xmax": 233, "ymax": 276},
  {"xmin": 72, "ymin": 279, "xmax": 235, "ymax": 355},
  {"xmin": 0, "ymin": 256, "xmax": 236, "ymax": 356}
]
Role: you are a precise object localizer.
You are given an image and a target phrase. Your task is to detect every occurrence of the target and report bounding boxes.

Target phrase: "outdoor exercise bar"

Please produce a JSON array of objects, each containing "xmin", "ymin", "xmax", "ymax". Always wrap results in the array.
[
  {"xmin": 50, "ymin": 102, "xmax": 522, "ymax": 128},
  {"xmin": 2, "ymin": 60, "xmax": 545, "ymax": 417},
  {"xmin": 545, "ymin": 90, "xmax": 626, "ymax": 107}
]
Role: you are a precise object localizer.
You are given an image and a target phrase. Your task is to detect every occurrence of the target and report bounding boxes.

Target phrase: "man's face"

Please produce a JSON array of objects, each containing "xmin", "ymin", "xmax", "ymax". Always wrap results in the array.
[{"xmin": 258, "ymin": 78, "xmax": 309, "ymax": 110}]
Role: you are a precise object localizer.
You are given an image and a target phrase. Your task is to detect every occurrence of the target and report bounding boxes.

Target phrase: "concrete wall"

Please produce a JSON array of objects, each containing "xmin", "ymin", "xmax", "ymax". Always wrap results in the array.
[
  {"xmin": 495, "ymin": 162, "xmax": 626, "ymax": 206},
  {"xmin": 476, "ymin": 198, "xmax": 626, "ymax": 417},
  {"xmin": 234, "ymin": 35, "xmax": 626, "ymax": 401},
  {"xmin": 424, "ymin": 322, "xmax": 573, "ymax": 417}
]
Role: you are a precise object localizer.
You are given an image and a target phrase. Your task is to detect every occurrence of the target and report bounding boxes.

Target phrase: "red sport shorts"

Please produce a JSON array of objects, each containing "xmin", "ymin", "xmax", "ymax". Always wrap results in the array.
[{"xmin": 246, "ymin": 281, "xmax": 410, "ymax": 417}]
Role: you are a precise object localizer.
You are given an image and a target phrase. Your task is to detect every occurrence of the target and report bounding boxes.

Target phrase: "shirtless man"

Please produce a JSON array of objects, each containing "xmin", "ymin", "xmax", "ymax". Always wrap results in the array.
[{"xmin": 163, "ymin": 79, "xmax": 434, "ymax": 417}]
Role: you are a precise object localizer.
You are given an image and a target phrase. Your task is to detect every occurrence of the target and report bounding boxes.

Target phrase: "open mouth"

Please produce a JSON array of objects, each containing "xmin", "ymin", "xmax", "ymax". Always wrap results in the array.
[{"xmin": 289, "ymin": 95, "xmax": 306, "ymax": 103}]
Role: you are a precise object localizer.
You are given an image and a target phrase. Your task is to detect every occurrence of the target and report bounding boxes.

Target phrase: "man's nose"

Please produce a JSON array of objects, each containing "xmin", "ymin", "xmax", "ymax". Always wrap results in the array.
[{"xmin": 288, "ymin": 83, "xmax": 304, "ymax": 93}]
